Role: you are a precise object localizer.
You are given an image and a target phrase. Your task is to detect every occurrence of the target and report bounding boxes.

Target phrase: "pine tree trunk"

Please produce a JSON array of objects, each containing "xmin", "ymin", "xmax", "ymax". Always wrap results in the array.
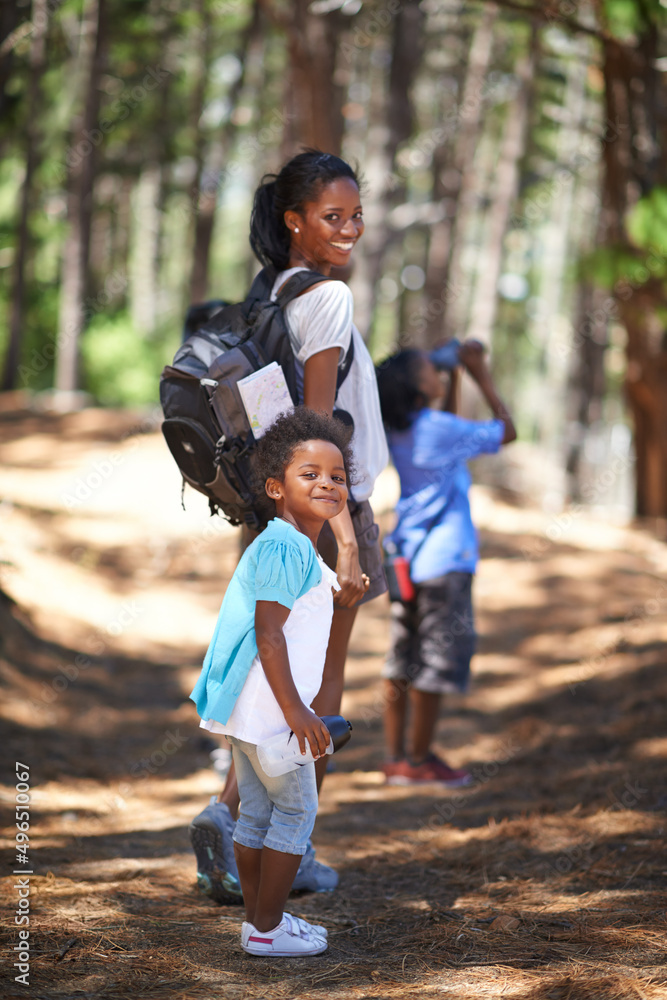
[
  {"xmin": 2, "ymin": 0, "xmax": 47, "ymax": 391},
  {"xmin": 436, "ymin": 3, "xmax": 497, "ymax": 343},
  {"xmin": 352, "ymin": 0, "xmax": 425, "ymax": 338},
  {"xmin": 53, "ymin": 0, "xmax": 107, "ymax": 403},
  {"xmin": 464, "ymin": 31, "xmax": 534, "ymax": 345},
  {"xmin": 280, "ymin": 0, "xmax": 345, "ymax": 153},
  {"xmin": 0, "ymin": 1, "xmax": 24, "ymax": 153},
  {"xmin": 601, "ymin": 30, "xmax": 667, "ymax": 519},
  {"xmin": 189, "ymin": 0, "xmax": 261, "ymax": 304},
  {"xmin": 565, "ymin": 282, "xmax": 609, "ymax": 501},
  {"xmin": 129, "ymin": 163, "xmax": 161, "ymax": 334}
]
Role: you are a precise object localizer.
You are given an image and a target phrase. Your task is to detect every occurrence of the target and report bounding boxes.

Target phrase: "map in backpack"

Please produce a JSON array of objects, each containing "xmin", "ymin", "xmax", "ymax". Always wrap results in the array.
[{"xmin": 237, "ymin": 362, "xmax": 295, "ymax": 439}]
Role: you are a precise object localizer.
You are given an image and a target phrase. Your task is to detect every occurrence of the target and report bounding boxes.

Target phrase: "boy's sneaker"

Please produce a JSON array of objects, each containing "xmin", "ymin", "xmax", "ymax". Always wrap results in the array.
[
  {"xmin": 189, "ymin": 797, "xmax": 243, "ymax": 905},
  {"xmin": 291, "ymin": 840, "xmax": 338, "ymax": 893},
  {"xmin": 423, "ymin": 752, "xmax": 473, "ymax": 787},
  {"xmin": 383, "ymin": 754, "xmax": 472, "ymax": 788},
  {"xmin": 242, "ymin": 913, "xmax": 328, "ymax": 956},
  {"xmin": 382, "ymin": 759, "xmax": 407, "ymax": 783}
]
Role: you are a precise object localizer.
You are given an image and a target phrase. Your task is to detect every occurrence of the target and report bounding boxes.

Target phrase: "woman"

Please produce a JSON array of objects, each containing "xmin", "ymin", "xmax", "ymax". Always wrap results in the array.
[
  {"xmin": 250, "ymin": 150, "xmax": 389, "ymax": 710},
  {"xmin": 190, "ymin": 149, "xmax": 388, "ymax": 900}
]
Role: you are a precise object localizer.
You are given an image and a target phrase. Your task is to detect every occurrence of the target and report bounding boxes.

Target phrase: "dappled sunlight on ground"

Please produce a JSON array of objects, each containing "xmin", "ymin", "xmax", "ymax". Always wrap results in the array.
[{"xmin": 1, "ymin": 407, "xmax": 666, "ymax": 999}]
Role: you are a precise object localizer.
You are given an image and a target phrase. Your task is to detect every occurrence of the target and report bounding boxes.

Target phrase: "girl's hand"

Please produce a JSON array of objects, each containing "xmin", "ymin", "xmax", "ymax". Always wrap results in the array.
[
  {"xmin": 334, "ymin": 543, "xmax": 367, "ymax": 607},
  {"xmin": 284, "ymin": 704, "xmax": 331, "ymax": 758}
]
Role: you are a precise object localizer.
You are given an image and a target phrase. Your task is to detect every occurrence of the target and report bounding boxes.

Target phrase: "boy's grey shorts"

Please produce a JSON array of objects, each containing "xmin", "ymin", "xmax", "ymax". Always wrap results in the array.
[
  {"xmin": 317, "ymin": 498, "xmax": 387, "ymax": 606},
  {"xmin": 382, "ymin": 571, "xmax": 476, "ymax": 693}
]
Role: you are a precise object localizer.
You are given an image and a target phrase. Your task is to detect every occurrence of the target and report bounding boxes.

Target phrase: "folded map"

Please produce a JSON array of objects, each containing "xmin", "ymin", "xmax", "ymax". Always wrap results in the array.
[{"xmin": 237, "ymin": 362, "xmax": 294, "ymax": 439}]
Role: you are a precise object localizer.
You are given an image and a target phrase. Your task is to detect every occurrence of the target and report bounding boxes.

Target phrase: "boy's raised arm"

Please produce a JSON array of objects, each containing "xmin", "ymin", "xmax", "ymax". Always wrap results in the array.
[{"xmin": 459, "ymin": 340, "xmax": 517, "ymax": 444}]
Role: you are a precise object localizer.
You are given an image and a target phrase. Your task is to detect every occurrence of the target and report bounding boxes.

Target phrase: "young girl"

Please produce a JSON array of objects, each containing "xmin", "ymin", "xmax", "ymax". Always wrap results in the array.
[
  {"xmin": 190, "ymin": 408, "xmax": 354, "ymax": 956},
  {"xmin": 375, "ymin": 341, "xmax": 516, "ymax": 786}
]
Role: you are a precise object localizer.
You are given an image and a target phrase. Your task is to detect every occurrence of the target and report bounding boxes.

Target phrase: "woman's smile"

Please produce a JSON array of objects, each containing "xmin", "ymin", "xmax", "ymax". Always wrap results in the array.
[{"xmin": 329, "ymin": 239, "xmax": 356, "ymax": 252}]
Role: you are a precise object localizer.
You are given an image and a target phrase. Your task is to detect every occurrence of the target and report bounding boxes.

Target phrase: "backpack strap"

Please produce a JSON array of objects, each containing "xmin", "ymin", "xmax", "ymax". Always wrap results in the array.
[
  {"xmin": 275, "ymin": 270, "xmax": 355, "ymax": 392},
  {"xmin": 336, "ymin": 328, "xmax": 354, "ymax": 390},
  {"xmin": 247, "ymin": 267, "xmax": 275, "ymax": 304},
  {"xmin": 274, "ymin": 269, "xmax": 330, "ymax": 307}
]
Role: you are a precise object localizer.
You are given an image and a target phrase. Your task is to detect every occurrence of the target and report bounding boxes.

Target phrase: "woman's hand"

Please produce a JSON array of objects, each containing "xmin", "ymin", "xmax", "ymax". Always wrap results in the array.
[
  {"xmin": 334, "ymin": 542, "xmax": 368, "ymax": 607},
  {"xmin": 283, "ymin": 704, "xmax": 331, "ymax": 759}
]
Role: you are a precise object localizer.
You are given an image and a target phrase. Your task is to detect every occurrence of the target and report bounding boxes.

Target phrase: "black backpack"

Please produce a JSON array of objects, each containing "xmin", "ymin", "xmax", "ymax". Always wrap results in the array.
[{"xmin": 160, "ymin": 267, "xmax": 354, "ymax": 530}]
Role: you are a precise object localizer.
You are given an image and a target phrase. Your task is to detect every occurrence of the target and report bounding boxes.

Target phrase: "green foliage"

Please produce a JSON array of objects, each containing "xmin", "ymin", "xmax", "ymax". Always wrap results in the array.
[
  {"xmin": 81, "ymin": 313, "xmax": 177, "ymax": 406},
  {"xmin": 603, "ymin": 0, "xmax": 667, "ymax": 39},
  {"xmin": 626, "ymin": 187, "xmax": 667, "ymax": 254},
  {"xmin": 583, "ymin": 243, "xmax": 667, "ymax": 290}
]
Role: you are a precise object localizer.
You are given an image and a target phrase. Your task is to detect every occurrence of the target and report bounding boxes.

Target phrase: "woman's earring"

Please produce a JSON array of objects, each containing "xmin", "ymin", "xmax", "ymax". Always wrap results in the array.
[{"xmin": 294, "ymin": 227, "xmax": 299, "ymax": 233}]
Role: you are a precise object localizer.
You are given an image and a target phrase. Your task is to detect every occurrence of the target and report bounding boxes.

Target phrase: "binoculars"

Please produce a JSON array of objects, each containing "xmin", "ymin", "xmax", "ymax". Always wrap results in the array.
[{"xmin": 429, "ymin": 338, "xmax": 461, "ymax": 370}]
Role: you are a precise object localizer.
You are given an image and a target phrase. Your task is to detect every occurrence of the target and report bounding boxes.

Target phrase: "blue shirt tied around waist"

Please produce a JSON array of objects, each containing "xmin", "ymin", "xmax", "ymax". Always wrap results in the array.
[
  {"xmin": 190, "ymin": 518, "xmax": 322, "ymax": 726},
  {"xmin": 386, "ymin": 409, "xmax": 504, "ymax": 583}
]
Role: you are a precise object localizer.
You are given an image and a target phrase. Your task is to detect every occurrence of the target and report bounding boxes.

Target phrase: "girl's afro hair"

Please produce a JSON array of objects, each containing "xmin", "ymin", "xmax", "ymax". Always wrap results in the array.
[{"xmin": 252, "ymin": 406, "xmax": 356, "ymax": 512}]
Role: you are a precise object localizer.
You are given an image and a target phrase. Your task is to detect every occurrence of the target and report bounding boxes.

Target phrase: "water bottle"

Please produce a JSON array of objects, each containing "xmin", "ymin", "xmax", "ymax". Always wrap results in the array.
[
  {"xmin": 430, "ymin": 338, "xmax": 461, "ymax": 370},
  {"xmin": 257, "ymin": 715, "xmax": 352, "ymax": 778},
  {"xmin": 382, "ymin": 542, "xmax": 415, "ymax": 603}
]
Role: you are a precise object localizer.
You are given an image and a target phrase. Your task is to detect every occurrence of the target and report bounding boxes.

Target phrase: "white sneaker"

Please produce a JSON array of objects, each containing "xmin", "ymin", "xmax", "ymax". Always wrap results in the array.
[
  {"xmin": 241, "ymin": 913, "xmax": 328, "ymax": 956},
  {"xmin": 285, "ymin": 912, "xmax": 327, "ymax": 939},
  {"xmin": 241, "ymin": 916, "xmax": 326, "ymax": 947}
]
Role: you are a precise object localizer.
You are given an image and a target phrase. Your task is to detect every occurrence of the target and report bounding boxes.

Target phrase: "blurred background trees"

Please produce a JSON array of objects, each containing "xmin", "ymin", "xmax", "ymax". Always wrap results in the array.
[{"xmin": 1, "ymin": 0, "xmax": 666, "ymax": 523}]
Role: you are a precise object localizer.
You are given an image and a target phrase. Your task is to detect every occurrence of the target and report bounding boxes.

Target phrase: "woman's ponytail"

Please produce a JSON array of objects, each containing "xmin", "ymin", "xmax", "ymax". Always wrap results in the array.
[{"xmin": 249, "ymin": 176, "xmax": 290, "ymax": 272}]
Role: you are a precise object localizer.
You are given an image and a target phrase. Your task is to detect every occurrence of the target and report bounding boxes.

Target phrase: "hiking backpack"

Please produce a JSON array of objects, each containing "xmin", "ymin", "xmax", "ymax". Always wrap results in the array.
[{"xmin": 160, "ymin": 267, "xmax": 354, "ymax": 530}]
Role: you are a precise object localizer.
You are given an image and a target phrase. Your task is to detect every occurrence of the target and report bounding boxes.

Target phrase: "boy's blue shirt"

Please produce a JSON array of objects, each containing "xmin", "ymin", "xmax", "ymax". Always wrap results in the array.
[
  {"xmin": 387, "ymin": 408, "xmax": 504, "ymax": 582},
  {"xmin": 190, "ymin": 518, "xmax": 322, "ymax": 726}
]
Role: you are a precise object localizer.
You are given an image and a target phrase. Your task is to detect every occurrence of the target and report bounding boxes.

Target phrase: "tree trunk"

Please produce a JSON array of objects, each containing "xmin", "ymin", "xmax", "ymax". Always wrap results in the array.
[
  {"xmin": 565, "ymin": 281, "xmax": 609, "ymax": 502},
  {"xmin": 279, "ymin": 0, "xmax": 346, "ymax": 154},
  {"xmin": 2, "ymin": 0, "xmax": 47, "ymax": 391},
  {"xmin": 0, "ymin": 0, "xmax": 24, "ymax": 151},
  {"xmin": 53, "ymin": 0, "xmax": 107, "ymax": 403},
  {"xmin": 353, "ymin": 0, "xmax": 425, "ymax": 339},
  {"xmin": 423, "ymin": 4, "xmax": 497, "ymax": 347},
  {"xmin": 464, "ymin": 27, "xmax": 535, "ymax": 345},
  {"xmin": 618, "ymin": 284, "xmax": 667, "ymax": 520},
  {"xmin": 128, "ymin": 163, "xmax": 162, "ymax": 333},
  {"xmin": 189, "ymin": 0, "xmax": 261, "ymax": 304},
  {"xmin": 600, "ymin": 28, "xmax": 667, "ymax": 518},
  {"xmin": 186, "ymin": 0, "xmax": 213, "ymax": 306}
]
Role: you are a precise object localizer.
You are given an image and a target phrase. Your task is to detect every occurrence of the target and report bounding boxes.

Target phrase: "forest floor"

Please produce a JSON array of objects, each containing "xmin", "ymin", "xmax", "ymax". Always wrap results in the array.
[{"xmin": 1, "ymin": 401, "xmax": 666, "ymax": 1000}]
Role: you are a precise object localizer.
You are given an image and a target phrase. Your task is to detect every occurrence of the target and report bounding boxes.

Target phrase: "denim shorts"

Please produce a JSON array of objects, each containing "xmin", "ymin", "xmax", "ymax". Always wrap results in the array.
[
  {"xmin": 382, "ymin": 572, "xmax": 476, "ymax": 694},
  {"xmin": 227, "ymin": 736, "xmax": 318, "ymax": 856}
]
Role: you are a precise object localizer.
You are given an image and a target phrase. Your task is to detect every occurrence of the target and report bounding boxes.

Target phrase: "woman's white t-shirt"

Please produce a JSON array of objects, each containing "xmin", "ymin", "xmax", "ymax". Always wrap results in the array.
[
  {"xmin": 200, "ymin": 556, "xmax": 339, "ymax": 744},
  {"xmin": 270, "ymin": 267, "xmax": 388, "ymax": 502}
]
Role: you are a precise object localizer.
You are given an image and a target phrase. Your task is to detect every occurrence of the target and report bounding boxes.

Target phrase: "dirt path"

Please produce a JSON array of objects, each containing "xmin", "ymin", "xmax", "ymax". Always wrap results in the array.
[{"xmin": 1, "ymin": 405, "xmax": 666, "ymax": 1000}]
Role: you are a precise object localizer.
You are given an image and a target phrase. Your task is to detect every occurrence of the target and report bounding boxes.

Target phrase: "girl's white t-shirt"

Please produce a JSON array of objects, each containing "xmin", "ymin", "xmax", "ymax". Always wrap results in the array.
[
  {"xmin": 270, "ymin": 267, "xmax": 388, "ymax": 502},
  {"xmin": 200, "ymin": 556, "xmax": 339, "ymax": 745}
]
